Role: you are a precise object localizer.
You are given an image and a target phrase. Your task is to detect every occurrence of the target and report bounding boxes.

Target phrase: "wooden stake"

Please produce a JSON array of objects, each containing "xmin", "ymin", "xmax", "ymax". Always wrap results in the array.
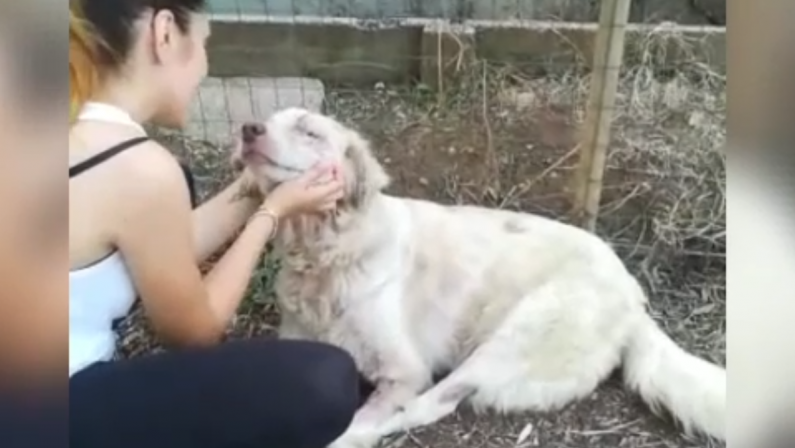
[{"xmin": 571, "ymin": 0, "xmax": 632, "ymax": 232}]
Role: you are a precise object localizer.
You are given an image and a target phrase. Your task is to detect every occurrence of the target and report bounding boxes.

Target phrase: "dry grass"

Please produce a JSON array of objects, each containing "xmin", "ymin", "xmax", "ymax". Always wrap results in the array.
[{"xmin": 123, "ymin": 25, "xmax": 725, "ymax": 448}]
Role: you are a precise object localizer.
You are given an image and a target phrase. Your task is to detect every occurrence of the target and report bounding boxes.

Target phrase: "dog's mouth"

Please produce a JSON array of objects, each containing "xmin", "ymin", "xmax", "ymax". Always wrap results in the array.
[
  {"xmin": 243, "ymin": 144, "xmax": 304, "ymax": 174},
  {"xmin": 261, "ymin": 152, "xmax": 304, "ymax": 174}
]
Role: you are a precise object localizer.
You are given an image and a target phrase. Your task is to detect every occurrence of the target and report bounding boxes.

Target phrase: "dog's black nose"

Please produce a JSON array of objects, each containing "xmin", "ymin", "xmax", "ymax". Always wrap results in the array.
[{"xmin": 241, "ymin": 122, "xmax": 265, "ymax": 143}]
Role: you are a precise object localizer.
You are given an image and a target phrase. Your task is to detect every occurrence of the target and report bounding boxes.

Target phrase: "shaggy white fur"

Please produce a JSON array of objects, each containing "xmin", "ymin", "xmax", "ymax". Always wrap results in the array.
[{"xmin": 234, "ymin": 108, "xmax": 726, "ymax": 448}]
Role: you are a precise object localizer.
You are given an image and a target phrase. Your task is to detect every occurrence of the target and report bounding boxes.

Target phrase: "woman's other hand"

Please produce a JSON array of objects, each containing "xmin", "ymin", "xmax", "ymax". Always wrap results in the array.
[{"xmin": 263, "ymin": 162, "xmax": 344, "ymax": 218}]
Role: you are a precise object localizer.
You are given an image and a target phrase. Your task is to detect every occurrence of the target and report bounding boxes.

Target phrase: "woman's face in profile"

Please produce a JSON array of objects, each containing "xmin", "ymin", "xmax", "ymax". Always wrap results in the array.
[
  {"xmin": 152, "ymin": 12, "xmax": 210, "ymax": 129},
  {"xmin": 0, "ymin": 37, "xmax": 67, "ymax": 384}
]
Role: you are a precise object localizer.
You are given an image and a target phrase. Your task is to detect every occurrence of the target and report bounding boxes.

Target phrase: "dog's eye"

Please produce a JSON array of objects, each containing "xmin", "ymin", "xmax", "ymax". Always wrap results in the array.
[{"xmin": 305, "ymin": 130, "xmax": 321, "ymax": 139}]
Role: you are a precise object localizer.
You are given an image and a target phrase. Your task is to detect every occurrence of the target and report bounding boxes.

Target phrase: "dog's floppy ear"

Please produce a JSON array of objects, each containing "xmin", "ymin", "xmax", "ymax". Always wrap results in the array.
[{"xmin": 342, "ymin": 129, "xmax": 389, "ymax": 209}]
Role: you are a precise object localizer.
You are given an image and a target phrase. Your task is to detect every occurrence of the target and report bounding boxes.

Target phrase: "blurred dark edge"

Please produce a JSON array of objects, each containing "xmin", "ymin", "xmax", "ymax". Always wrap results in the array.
[
  {"xmin": 729, "ymin": 2, "xmax": 795, "ymax": 448},
  {"xmin": 760, "ymin": 422, "xmax": 795, "ymax": 448},
  {"xmin": 0, "ymin": 3, "xmax": 69, "ymax": 448},
  {"xmin": 0, "ymin": 388, "xmax": 68, "ymax": 448},
  {"xmin": 729, "ymin": 0, "xmax": 795, "ymax": 197},
  {"xmin": 0, "ymin": 7, "xmax": 67, "ymax": 116}
]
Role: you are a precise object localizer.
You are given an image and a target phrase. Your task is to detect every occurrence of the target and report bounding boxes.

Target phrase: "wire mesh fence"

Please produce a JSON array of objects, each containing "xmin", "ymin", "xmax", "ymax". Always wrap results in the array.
[{"xmin": 150, "ymin": 0, "xmax": 726, "ymax": 371}]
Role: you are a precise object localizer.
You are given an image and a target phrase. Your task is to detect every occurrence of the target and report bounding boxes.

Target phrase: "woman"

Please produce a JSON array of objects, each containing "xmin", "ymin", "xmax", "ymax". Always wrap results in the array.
[{"xmin": 68, "ymin": 0, "xmax": 361, "ymax": 447}]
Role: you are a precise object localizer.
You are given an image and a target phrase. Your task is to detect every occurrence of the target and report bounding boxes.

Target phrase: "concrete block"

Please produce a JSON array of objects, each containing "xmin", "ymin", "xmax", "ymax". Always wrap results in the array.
[
  {"xmin": 184, "ymin": 76, "xmax": 325, "ymax": 143},
  {"xmin": 205, "ymin": 16, "xmax": 725, "ymax": 89},
  {"xmin": 207, "ymin": 17, "xmax": 421, "ymax": 87},
  {"xmin": 690, "ymin": 0, "xmax": 725, "ymax": 24},
  {"xmin": 473, "ymin": 21, "xmax": 596, "ymax": 74}
]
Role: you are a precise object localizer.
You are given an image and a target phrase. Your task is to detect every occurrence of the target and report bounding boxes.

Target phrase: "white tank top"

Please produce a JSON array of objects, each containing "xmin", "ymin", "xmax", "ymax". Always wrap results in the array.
[{"xmin": 68, "ymin": 102, "xmax": 145, "ymax": 377}]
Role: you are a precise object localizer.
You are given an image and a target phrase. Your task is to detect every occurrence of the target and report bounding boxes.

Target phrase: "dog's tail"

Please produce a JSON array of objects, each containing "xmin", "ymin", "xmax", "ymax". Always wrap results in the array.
[{"xmin": 622, "ymin": 311, "xmax": 725, "ymax": 441}]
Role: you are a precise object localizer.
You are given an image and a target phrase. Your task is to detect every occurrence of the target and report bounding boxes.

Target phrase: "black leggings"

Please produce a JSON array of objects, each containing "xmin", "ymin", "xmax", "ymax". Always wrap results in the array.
[{"xmin": 70, "ymin": 339, "xmax": 361, "ymax": 448}]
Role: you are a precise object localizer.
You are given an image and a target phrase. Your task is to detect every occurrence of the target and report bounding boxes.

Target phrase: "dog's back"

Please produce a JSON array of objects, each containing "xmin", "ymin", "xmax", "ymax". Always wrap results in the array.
[{"xmin": 389, "ymin": 195, "xmax": 642, "ymax": 371}]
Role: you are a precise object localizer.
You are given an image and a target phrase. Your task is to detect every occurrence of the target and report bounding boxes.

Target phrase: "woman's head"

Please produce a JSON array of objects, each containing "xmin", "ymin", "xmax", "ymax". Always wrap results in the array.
[{"xmin": 69, "ymin": 0, "xmax": 209, "ymax": 128}]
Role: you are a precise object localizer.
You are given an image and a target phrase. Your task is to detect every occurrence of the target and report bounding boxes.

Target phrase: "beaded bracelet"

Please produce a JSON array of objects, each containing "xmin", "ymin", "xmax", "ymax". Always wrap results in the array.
[{"xmin": 248, "ymin": 206, "xmax": 280, "ymax": 241}]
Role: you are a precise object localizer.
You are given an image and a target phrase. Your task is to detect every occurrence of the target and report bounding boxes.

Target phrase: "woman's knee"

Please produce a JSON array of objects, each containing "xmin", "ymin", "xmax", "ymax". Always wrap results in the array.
[
  {"xmin": 295, "ymin": 343, "xmax": 360, "ymax": 435},
  {"xmin": 213, "ymin": 339, "xmax": 360, "ymax": 437}
]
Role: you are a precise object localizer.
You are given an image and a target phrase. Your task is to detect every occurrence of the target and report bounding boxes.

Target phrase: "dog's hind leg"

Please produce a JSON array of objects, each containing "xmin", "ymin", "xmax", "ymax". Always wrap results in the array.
[{"xmin": 377, "ymin": 284, "xmax": 629, "ymax": 437}]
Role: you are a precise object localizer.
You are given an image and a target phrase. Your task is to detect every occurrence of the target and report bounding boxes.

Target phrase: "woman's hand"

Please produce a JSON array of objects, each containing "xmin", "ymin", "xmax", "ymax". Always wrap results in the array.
[{"xmin": 261, "ymin": 162, "xmax": 344, "ymax": 218}]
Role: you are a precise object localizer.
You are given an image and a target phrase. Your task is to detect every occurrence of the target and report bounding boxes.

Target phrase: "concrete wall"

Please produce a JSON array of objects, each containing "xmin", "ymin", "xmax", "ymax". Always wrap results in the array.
[
  {"xmin": 207, "ymin": 15, "xmax": 726, "ymax": 88},
  {"xmin": 208, "ymin": 0, "xmax": 725, "ymax": 25}
]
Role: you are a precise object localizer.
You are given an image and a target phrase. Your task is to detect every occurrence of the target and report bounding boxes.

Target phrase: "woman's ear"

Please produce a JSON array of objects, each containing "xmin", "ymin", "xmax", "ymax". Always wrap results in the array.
[
  {"xmin": 342, "ymin": 130, "xmax": 389, "ymax": 209},
  {"xmin": 151, "ymin": 9, "xmax": 178, "ymax": 65}
]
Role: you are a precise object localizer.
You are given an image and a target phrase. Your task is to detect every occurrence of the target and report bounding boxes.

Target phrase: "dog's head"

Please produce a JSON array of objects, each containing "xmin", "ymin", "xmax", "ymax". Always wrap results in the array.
[{"xmin": 231, "ymin": 107, "xmax": 389, "ymax": 211}]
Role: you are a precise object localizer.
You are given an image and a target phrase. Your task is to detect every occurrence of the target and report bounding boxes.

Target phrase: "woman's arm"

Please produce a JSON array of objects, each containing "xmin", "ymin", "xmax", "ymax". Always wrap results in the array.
[
  {"xmin": 113, "ymin": 146, "xmax": 267, "ymax": 346},
  {"xmin": 191, "ymin": 176, "xmax": 260, "ymax": 263},
  {"xmin": 112, "ymin": 143, "xmax": 342, "ymax": 348},
  {"xmin": 202, "ymin": 210, "xmax": 274, "ymax": 321}
]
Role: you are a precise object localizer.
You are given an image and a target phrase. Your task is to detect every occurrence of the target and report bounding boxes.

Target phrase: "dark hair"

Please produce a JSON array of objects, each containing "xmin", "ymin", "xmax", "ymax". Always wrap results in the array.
[{"xmin": 69, "ymin": 0, "xmax": 206, "ymax": 121}]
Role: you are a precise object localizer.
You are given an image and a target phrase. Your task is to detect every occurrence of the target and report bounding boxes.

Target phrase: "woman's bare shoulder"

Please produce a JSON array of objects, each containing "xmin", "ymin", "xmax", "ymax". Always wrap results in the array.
[
  {"xmin": 116, "ymin": 139, "xmax": 184, "ymax": 184},
  {"xmin": 110, "ymin": 140, "xmax": 187, "ymax": 199},
  {"xmin": 69, "ymin": 135, "xmax": 192, "ymax": 266},
  {"xmin": 87, "ymin": 138, "xmax": 193, "ymax": 220},
  {"xmin": 70, "ymin": 134, "xmax": 184, "ymax": 187}
]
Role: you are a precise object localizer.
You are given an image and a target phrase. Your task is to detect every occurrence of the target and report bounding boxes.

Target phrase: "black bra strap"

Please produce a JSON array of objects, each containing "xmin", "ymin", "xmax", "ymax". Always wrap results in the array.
[
  {"xmin": 69, "ymin": 136, "xmax": 150, "ymax": 178},
  {"xmin": 178, "ymin": 162, "xmax": 199, "ymax": 209}
]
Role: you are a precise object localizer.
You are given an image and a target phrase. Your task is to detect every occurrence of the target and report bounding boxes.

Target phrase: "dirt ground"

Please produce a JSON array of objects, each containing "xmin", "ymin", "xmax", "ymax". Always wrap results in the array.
[{"xmin": 133, "ymin": 58, "xmax": 726, "ymax": 448}]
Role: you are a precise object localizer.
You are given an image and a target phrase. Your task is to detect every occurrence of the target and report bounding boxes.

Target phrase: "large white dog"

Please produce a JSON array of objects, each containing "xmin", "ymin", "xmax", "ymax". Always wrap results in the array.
[{"xmin": 233, "ymin": 108, "xmax": 726, "ymax": 448}]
